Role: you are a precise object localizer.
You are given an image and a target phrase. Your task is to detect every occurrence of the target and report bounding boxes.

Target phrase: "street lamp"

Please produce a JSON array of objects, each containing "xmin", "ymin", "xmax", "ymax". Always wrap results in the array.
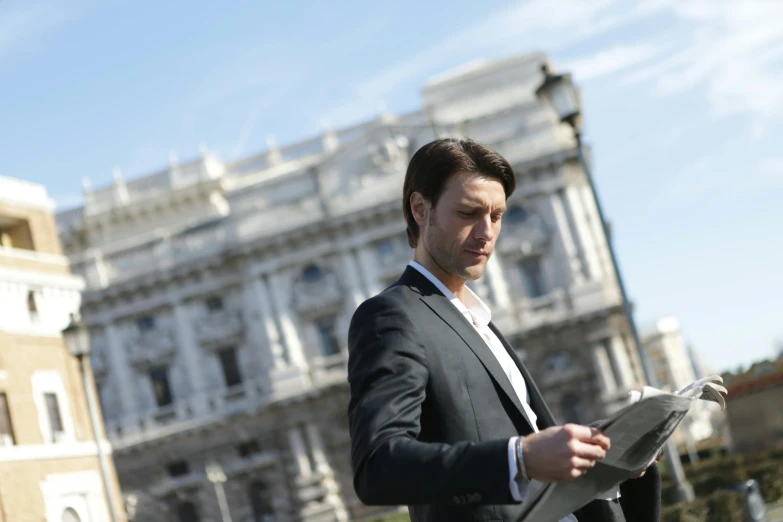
[
  {"xmin": 535, "ymin": 63, "xmax": 696, "ymax": 503},
  {"xmin": 206, "ymin": 458, "xmax": 234, "ymax": 522},
  {"xmin": 62, "ymin": 314, "xmax": 121, "ymax": 522}
]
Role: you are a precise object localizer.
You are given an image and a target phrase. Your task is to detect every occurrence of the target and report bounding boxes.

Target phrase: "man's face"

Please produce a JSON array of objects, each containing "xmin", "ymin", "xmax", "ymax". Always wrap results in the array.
[{"xmin": 416, "ymin": 171, "xmax": 506, "ymax": 283}]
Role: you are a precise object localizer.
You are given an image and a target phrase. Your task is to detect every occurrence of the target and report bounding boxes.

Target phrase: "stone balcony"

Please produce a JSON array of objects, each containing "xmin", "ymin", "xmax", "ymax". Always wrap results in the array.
[
  {"xmin": 195, "ymin": 309, "xmax": 245, "ymax": 349},
  {"xmin": 375, "ymin": 242, "xmax": 412, "ymax": 280},
  {"xmin": 104, "ymin": 372, "xmax": 313, "ymax": 450},
  {"xmin": 125, "ymin": 326, "xmax": 177, "ymax": 370},
  {"xmin": 496, "ymin": 213, "xmax": 550, "ymax": 257},
  {"xmin": 292, "ymin": 272, "xmax": 343, "ymax": 318}
]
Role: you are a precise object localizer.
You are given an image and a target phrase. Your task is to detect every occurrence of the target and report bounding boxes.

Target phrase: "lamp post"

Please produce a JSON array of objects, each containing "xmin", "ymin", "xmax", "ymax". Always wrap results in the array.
[
  {"xmin": 62, "ymin": 314, "xmax": 121, "ymax": 522},
  {"xmin": 535, "ymin": 63, "xmax": 695, "ymax": 503},
  {"xmin": 206, "ymin": 458, "xmax": 233, "ymax": 522}
]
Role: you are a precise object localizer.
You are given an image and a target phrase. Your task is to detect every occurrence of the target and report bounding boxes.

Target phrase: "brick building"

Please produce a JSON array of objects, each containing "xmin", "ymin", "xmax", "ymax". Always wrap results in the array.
[{"xmin": 0, "ymin": 176, "xmax": 125, "ymax": 522}]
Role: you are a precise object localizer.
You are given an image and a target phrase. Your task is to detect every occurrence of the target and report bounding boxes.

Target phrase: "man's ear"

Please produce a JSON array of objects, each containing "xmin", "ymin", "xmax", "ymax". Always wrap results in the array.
[{"xmin": 410, "ymin": 192, "xmax": 429, "ymax": 227}]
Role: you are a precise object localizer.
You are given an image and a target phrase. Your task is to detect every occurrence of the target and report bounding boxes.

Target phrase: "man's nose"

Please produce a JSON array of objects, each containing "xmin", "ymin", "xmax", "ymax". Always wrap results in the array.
[{"xmin": 474, "ymin": 215, "xmax": 495, "ymax": 242}]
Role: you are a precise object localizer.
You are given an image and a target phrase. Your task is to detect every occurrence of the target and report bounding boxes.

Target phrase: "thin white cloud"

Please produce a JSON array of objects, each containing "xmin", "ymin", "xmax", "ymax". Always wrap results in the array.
[
  {"xmin": 563, "ymin": 43, "xmax": 662, "ymax": 82},
  {"xmin": 623, "ymin": 0, "xmax": 783, "ymax": 126},
  {"xmin": 325, "ymin": 0, "xmax": 673, "ymax": 128}
]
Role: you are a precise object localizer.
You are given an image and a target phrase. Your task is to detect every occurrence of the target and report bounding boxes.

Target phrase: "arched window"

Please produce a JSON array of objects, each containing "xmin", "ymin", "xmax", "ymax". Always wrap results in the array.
[
  {"xmin": 62, "ymin": 508, "xmax": 81, "ymax": 522},
  {"xmin": 302, "ymin": 264, "xmax": 323, "ymax": 282},
  {"xmin": 177, "ymin": 501, "xmax": 200, "ymax": 522},
  {"xmin": 248, "ymin": 480, "xmax": 275, "ymax": 522},
  {"xmin": 560, "ymin": 394, "xmax": 587, "ymax": 425}
]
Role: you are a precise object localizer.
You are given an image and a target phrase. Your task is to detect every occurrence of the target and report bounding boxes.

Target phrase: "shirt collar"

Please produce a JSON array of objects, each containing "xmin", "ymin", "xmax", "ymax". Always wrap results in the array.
[{"xmin": 408, "ymin": 260, "xmax": 492, "ymax": 327}]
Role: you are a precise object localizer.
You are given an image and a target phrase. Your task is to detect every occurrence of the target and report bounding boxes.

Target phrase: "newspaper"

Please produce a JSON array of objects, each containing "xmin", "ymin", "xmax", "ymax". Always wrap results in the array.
[{"xmin": 516, "ymin": 376, "xmax": 727, "ymax": 522}]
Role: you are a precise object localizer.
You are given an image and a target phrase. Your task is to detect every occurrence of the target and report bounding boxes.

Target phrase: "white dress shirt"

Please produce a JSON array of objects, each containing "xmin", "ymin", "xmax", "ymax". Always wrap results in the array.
[{"xmin": 409, "ymin": 261, "xmax": 579, "ymax": 521}]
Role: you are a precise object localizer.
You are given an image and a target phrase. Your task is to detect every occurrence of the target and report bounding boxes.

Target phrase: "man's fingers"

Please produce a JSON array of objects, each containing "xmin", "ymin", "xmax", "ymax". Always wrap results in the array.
[
  {"xmin": 570, "ymin": 457, "xmax": 596, "ymax": 471},
  {"xmin": 565, "ymin": 424, "xmax": 611, "ymax": 451},
  {"xmin": 572, "ymin": 441, "xmax": 607, "ymax": 461},
  {"xmin": 588, "ymin": 428, "xmax": 611, "ymax": 451}
]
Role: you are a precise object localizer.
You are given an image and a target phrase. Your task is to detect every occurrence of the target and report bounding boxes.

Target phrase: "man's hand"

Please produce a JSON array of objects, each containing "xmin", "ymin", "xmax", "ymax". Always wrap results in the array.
[{"xmin": 522, "ymin": 424, "xmax": 611, "ymax": 482}]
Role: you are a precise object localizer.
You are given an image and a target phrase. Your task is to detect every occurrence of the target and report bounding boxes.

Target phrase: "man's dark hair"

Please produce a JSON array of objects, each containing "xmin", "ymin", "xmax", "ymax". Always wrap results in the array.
[{"xmin": 402, "ymin": 138, "xmax": 516, "ymax": 248}]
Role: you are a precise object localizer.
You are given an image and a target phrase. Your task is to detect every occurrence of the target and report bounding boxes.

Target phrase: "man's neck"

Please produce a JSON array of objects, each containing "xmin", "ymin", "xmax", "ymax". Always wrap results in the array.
[{"xmin": 413, "ymin": 248, "xmax": 467, "ymax": 301}]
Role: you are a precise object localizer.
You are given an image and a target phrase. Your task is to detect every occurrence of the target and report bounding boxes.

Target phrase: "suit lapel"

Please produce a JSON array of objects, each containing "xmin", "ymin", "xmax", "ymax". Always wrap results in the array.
[
  {"xmin": 419, "ymin": 292, "xmax": 535, "ymax": 430},
  {"xmin": 488, "ymin": 322, "xmax": 558, "ymax": 429}
]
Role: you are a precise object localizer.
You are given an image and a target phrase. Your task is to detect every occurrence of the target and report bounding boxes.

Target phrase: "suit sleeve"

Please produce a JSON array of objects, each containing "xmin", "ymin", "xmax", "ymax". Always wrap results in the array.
[{"xmin": 347, "ymin": 295, "xmax": 513, "ymax": 506}]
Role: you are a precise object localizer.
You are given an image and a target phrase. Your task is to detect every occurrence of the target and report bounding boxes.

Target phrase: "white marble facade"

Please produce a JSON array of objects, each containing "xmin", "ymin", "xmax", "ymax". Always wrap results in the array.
[{"xmin": 57, "ymin": 52, "xmax": 644, "ymax": 522}]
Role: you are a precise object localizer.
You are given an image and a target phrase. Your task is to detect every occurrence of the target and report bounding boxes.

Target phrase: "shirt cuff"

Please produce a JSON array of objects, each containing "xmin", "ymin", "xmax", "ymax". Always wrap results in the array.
[{"xmin": 508, "ymin": 436, "xmax": 529, "ymax": 502}]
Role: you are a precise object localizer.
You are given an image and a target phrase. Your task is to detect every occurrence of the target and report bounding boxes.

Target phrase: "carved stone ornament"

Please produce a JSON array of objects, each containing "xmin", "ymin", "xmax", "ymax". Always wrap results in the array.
[
  {"xmin": 291, "ymin": 268, "xmax": 344, "ymax": 318},
  {"xmin": 125, "ymin": 326, "xmax": 177, "ymax": 370},
  {"xmin": 497, "ymin": 213, "xmax": 551, "ymax": 257},
  {"xmin": 196, "ymin": 309, "xmax": 245, "ymax": 349}
]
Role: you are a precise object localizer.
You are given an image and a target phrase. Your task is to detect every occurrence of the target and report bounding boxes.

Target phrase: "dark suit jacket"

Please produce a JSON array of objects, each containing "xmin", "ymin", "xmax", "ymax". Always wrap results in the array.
[{"xmin": 347, "ymin": 267, "xmax": 660, "ymax": 522}]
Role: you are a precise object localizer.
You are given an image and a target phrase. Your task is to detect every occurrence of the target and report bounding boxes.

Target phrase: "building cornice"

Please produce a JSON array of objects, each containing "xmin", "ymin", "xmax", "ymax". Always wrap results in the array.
[{"xmin": 0, "ymin": 440, "xmax": 112, "ymax": 463}]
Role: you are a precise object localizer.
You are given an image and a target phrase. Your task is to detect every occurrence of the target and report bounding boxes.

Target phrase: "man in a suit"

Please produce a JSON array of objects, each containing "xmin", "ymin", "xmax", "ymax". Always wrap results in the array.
[{"xmin": 347, "ymin": 139, "xmax": 661, "ymax": 522}]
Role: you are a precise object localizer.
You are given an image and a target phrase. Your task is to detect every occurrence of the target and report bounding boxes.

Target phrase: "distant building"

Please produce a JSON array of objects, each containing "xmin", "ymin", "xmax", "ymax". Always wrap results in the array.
[
  {"xmin": 0, "ymin": 176, "xmax": 125, "ymax": 521},
  {"xmin": 724, "ymin": 360, "xmax": 783, "ymax": 453},
  {"xmin": 641, "ymin": 317, "xmax": 717, "ymax": 445},
  {"xmin": 56, "ymin": 53, "xmax": 646, "ymax": 521}
]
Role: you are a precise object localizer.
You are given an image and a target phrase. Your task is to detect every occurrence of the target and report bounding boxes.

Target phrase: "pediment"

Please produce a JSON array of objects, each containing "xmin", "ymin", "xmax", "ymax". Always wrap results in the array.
[{"xmin": 317, "ymin": 124, "xmax": 410, "ymax": 199}]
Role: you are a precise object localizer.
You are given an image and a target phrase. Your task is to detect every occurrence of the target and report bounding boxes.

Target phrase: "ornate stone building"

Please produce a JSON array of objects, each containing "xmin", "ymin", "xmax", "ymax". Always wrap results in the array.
[{"xmin": 56, "ymin": 52, "xmax": 645, "ymax": 522}]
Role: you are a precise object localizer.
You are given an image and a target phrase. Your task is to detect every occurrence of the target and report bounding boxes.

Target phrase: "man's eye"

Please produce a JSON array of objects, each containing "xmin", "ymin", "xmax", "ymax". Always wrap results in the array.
[
  {"xmin": 492, "ymin": 214, "xmax": 502, "ymax": 222},
  {"xmin": 459, "ymin": 211, "xmax": 475, "ymax": 217}
]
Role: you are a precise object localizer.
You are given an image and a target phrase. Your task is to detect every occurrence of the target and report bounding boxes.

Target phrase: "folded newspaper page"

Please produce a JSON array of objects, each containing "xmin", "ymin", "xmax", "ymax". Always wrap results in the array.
[{"xmin": 516, "ymin": 376, "xmax": 727, "ymax": 522}]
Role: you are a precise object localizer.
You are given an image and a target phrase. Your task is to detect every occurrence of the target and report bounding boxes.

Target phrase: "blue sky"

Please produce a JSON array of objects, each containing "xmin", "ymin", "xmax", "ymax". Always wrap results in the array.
[{"xmin": 2, "ymin": 0, "xmax": 782, "ymax": 372}]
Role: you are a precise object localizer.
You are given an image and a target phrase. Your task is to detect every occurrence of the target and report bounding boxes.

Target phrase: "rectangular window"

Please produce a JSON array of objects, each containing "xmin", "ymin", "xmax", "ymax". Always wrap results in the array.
[
  {"xmin": 238, "ymin": 440, "xmax": 261, "ymax": 458},
  {"xmin": 149, "ymin": 366, "xmax": 173, "ymax": 407},
  {"xmin": 315, "ymin": 317, "xmax": 340, "ymax": 357},
  {"xmin": 27, "ymin": 291, "xmax": 39, "ymax": 322},
  {"xmin": 205, "ymin": 296, "xmax": 223, "ymax": 313},
  {"xmin": 0, "ymin": 393, "xmax": 15, "ymax": 446},
  {"xmin": 374, "ymin": 238, "xmax": 395, "ymax": 259},
  {"xmin": 519, "ymin": 258, "xmax": 547, "ymax": 298},
  {"xmin": 137, "ymin": 315, "xmax": 156, "ymax": 332},
  {"xmin": 44, "ymin": 392, "xmax": 64, "ymax": 440},
  {"xmin": 167, "ymin": 460, "xmax": 190, "ymax": 477},
  {"xmin": 218, "ymin": 348, "xmax": 243, "ymax": 388}
]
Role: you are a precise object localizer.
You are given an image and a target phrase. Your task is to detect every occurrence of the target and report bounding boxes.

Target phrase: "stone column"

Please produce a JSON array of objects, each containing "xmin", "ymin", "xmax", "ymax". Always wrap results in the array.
[
  {"xmin": 103, "ymin": 323, "xmax": 140, "ymax": 416},
  {"xmin": 591, "ymin": 342, "xmax": 618, "ymax": 395},
  {"xmin": 172, "ymin": 302, "xmax": 207, "ymax": 413},
  {"xmin": 564, "ymin": 186, "xmax": 604, "ymax": 281},
  {"xmin": 340, "ymin": 250, "xmax": 366, "ymax": 311},
  {"xmin": 578, "ymin": 185, "xmax": 615, "ymax": 284},
  {"xmin": 356, "ymin": 246, "xmax": 383, "ymax": 298},
  {"xmin": 288, "ymin": 426, "xmax": 313, "ymax": 476},
  {"xmin": 305, "ymin": 423, "xmax": 331, "ymax": 475},
  {"xmin": 267, "ymin": 273, "xmax": 308, "ymax": 370},
  {"xmin": 306, "ymin": 423, "xmax": 350, "ymax": 522},
  {"xmin": 338, "ymin": 250, "xmax": 367, "ymax": 343},
  {"xmin": 244, "ymin": 275, "xmax": 287, "ymax": 369},
  {"xmin": 608, "ymin": 336, "xmax": 635, "ymax": 390},
  {"xmin": 549, "ymin": 191, "xmax": 585, "ymax": 285},
  {"xmin": 483, "ymin": 254, "xmax": 511, "ymax": 310}
]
